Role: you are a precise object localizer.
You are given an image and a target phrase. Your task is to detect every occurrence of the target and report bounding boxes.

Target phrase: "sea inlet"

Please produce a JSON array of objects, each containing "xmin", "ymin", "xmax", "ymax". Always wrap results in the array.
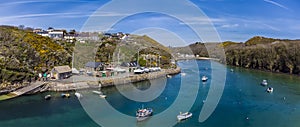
[{"xmin": 0, "ymin": 60, "xmax": 300, "ymax": 127}]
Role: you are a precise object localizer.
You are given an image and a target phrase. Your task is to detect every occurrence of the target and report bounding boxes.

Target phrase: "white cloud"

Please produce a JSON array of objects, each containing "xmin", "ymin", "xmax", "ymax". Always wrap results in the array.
[
  {"xmin": 221, "ymin": 24, "xmax": 239, "ymax": 28},
  {"xmin": 263, "ymin": 0, "xmax": 290, "ymax": 10},
  {"xmin": 0, "ymin": 12, "xmax": 88, "ymax": 22},
  {"xmin": 179, "ymin": 17, "xmax": 225, "ymax": 25},
  {"xmin": 92, "ymin": 11, "xmax": 130, "ymax": 17}
]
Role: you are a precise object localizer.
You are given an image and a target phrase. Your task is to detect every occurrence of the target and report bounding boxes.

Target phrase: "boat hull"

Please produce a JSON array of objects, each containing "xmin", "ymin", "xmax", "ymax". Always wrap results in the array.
[{"xmin": 177, "ymin": 112, "xmax": 192, "ymax": 121}]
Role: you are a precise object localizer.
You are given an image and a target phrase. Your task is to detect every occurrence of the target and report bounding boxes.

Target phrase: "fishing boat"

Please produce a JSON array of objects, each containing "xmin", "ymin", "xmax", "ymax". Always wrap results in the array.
[
  {"xmin": 202, "ymin": 76, "xmax": 208, "ymax": 82},
  {"xmin": 61, "ymin": 93, "xmax": 70, "ymax": 98},
  {"xmin": 261, "ymin": 80, "xmax": 268, "ymax": 86},
  {"xmin": 266, "ymin": 87, "xmax": 273, "ymax": 93},
  {"xmin": 167, "ymin": 75, "xmax": 172, "ymax": 78},
  {"xmin": 177, "ymin": 112, "xmax": 193, "ymax": 121},
  {"xmin": 181, "ymin": 73, "xmax": 186, "ymax": 76},
  {"xmin": 75, "ymin": 92, "xmax": 83, "ymax": 99},
  {"xmin": 136, "ymin": 108, "xmax": 153, "ymax": 121},
  {"xmin": 44, "ymin": 95, "xmax": 51, "ymax": 100}
]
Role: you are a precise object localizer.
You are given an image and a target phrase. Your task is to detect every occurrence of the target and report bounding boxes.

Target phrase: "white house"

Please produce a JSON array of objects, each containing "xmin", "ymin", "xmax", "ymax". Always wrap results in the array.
[{"xmin": 49, "ymin": 30, "xmax": 65, "ymax": 39}]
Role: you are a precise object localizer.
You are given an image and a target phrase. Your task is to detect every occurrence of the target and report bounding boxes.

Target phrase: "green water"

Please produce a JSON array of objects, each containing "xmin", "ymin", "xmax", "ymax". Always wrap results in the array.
[{"xmin": 0, "ymin": 60, "xmax": 300, "ymax": 127}]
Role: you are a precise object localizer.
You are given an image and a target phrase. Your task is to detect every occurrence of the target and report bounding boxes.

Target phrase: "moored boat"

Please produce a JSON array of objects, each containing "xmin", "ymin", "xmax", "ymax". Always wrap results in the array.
[
  {"xmin": 99, "ymin": 94, "xmax": 107, "ymax": 98},
  {"xmin": 75, "ymin": 92, "xmax": 82, "ymax": 99},
  {"xmin": 167, "ymin": 75, "xmax": 172, "ymax": 78},
  {"xmin": 266, "ymin": 87, "xmax": 273, "ymax": 93},
  {"xmin": 202, "ymin": 76, "xmax": 208, "ymax": 82},
  {"xmin": 61, "ymin": 93, "xmax": 70, "ymax": 98},
  {"xmin": 177, "ymin": 112, "xmax": 192, "ymax": 121},
  {"xmin": 136, "ymin": 108, "xmax": 153, "ymax": 122},
  {"xmin": 261, "ymin": 80, "xmax": 268, "ymax": 86},
  {"xmin": 92, "ymin": 90, "xmax": 102, "ymax": 95},
  {"xmin": 44, "ymin": 95, "xmax": 51, "ymax": 100}
]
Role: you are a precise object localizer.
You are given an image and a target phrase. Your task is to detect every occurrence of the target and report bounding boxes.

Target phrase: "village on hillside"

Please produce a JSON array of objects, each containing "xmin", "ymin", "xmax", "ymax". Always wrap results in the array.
[{"xmin": 31, "ymin": 27, "xmax": 176, "ymax": 84}]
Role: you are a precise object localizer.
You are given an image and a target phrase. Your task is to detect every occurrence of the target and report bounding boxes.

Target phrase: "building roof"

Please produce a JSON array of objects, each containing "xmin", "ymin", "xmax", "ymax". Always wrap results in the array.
[
  {"xmin": 52, "ymin": 66, "xmax": 72, "ymax": 73},
  {"xmin": 85, "ymin": 62, "xmax": 103, "ymax": 68}
]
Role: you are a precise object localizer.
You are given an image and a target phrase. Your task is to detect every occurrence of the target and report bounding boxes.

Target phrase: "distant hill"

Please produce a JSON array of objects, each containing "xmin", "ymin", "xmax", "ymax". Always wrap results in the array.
[
  {"xmin": 0, "ymin": 26, "xmax": 71, "ymax": 85},
  {"xmin": 244, "ymin": 36, "xmax": 280, "ymax": 46},
  {"xmin": 172, "ymin": 36, "xmax": 300, "ymax": 75},
  {"xmin": 170, "ymin": 42, "xmax": 209, "ymax": 57},
  {"xmin": 226, "ymin": 37, "xmax": 300, "ymax": 74}
]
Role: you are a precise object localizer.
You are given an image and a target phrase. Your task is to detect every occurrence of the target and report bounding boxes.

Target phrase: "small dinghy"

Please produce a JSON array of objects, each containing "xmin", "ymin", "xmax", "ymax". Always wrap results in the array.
[
  {"xmin": 99, "ymin": 94, "xmax": 107, "ymax": 98},
  {"xmin": 266, "ymin": 87, "xmax": 273, "ymax": 93},
  {"xmin": 92, "ymin": 90, "xmax": 102, "ymax": 95},
  {"xmin": 61, "ymin": 93, "xmax": 70, "ymax": 98},
  {"xmin": 261, "ymin": 80, "xmax": 268, "ymax": 86},
  {"xmin": 202, "ymin": 76, "xmax": 208, "ymax": 82},
  {"xmin": 75, "ymin": 92, "xmax": 83, "ymax": 99},
  {"xmin": 177, "ymin": 112, "xmax": 192, "ymax": 121},
  {"xmin": 44, "ymin": 95, "xmax": 51, "ymax": 100}
]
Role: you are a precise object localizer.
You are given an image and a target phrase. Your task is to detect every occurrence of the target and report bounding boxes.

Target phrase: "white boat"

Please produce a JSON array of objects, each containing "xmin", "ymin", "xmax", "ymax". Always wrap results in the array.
[
  {"xmin": 266, "ymin": 87, "xmax": 273, "ymax": 93},
  {"xmin": 261, "ymin": 80, "xmax": 268, "ymax": 86},
  {"xmin": 181, "ymin": 73, "xmax": 186, "ymax": 76},
  {"xmin": 202, "ymin": 76, "xmax": 208, "ymax": 82},
  {"xmin": 44, "ymin": 95, "xmax": 51, "ymax": 100},
  {"xmin": 99, "ymin": 94, "xmax": 107, "ymax": 98},
  {"xmin": 136, "ymin": 108, "xmax": 153, "ymax": 121},
  {"xmin": 134, "ymin": 69, "xmax": 144, "ymax": 74},
  {"xmin": 167, "ymin": 75, "xmax": 172, "ymax": 78},
  {"xmin": 61, "ymin": 93, "xmax": 70, "ymax": 98},
  {"xmin": 93, "ymin": 90, "xmax": 106, "ymax": 98},
  {"xmin": 177, "ymin": 112, "xmax": 192, "ymax": 121},
  {"xmin": 75, "ymin": 92, "xmax": 83, "ymax": 99},
  {"xmin": 92, "ymin": 90, "xmax": 102, "ymax": 95}
]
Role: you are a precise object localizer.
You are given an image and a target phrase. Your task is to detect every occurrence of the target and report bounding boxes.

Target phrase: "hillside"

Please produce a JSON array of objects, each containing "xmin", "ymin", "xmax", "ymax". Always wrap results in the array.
[
  {"xmin": 172, "ymin": 36, "xmax": 300, "ymax": 75},
  {"xmin": 225, "ymin": 37, "xmax": 300, "ymax": 74},
  {"xmin": 0, "ymin": 26, "xmax": 71, "ymax": 89},
  {"xmin": 94, "ymin": 34, "xmax": 173, "ymax": 68}
]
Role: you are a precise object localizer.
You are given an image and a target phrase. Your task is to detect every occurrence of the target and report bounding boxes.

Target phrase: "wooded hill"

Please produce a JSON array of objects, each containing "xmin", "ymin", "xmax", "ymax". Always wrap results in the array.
[
  {"xmin": 225, "ymin": 36, "xmax": 300, "ymax": 74},
  {"xmin": 172, "ymin": 36, "xmax": 300, "ymax": 75}
]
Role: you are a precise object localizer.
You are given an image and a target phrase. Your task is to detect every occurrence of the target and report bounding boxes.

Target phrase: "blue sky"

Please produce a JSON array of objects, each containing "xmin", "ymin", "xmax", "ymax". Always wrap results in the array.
[{"xmin": 0, "ymin": 0, "xmax": 299, "ymax": 45}]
